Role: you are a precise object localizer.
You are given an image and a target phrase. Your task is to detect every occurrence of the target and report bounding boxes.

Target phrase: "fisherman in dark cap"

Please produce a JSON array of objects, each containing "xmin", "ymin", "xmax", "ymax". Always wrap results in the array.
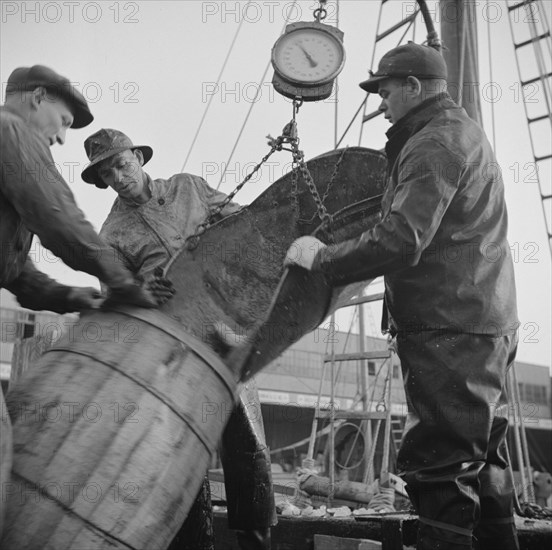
[
  {"xmin": 0, "ymin": 65, "xmax": 156, "ymax": 312},
  {"xmin": 285, "ymin": 43, "xmax": 519, "ymax": 550},
  {"xmin": 82, "ymin": 128, "xmax": 276, "ymax": 550}
]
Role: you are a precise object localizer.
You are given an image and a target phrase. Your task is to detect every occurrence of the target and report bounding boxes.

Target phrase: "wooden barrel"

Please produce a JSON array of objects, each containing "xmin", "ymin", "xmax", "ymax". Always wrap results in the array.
[
  {"xmin": 0, "ymin": 386, "xmax": 13, "ymax": 539},
  {"xmin": 1, "ymin": 307, "xmax": 237, "ymax": 550}
]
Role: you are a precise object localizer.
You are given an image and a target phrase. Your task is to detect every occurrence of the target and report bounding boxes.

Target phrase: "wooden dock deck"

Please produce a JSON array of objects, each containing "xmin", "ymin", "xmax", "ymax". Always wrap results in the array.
[{"xmin": 209, "ymin": 511, "xmax": 552, "ymax": 550}]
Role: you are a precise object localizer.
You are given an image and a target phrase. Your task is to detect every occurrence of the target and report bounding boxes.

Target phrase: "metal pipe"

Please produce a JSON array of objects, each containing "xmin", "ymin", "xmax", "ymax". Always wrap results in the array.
[
  {"xmin": 380, "ymin": 360, "xmax": 393, "ymax": 475},
  {"xmin": 306, "ymin": 360, "xmax": 327, "ymax": 465},
  {"xmin": 510, "ymin": 363, "xmax": 536, "ymax": 503},
  {"xmin": 358, "ymin": 301, "xmax": 374, "ymax": 485},
  {"xmin": 507, "ymin": 369, "xmax": 529, "ymax": 503},
  {"xmin": 457, "ymin": 2, "xmax": 467, "ymax": 107},
  {"xmin": 417, "ymin": 0, "xmax": 441, "ymax": 49},
  {"xmin": 328, "ymin": 313, "xmax": 337, "ymax": 504},
  {"xmin": 440, "ymin": 0, "xmax": 483, "ymax": 124}
]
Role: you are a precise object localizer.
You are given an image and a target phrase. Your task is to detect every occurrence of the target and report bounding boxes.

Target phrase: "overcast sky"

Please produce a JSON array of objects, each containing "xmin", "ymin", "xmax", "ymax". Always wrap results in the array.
[{"xmin": 2, "ymin": 0, "xmax": 551, "ymax": 368}]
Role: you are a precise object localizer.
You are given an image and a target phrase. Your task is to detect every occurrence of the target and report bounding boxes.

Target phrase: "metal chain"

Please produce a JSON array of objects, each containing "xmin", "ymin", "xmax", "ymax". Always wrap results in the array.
[
  {"xmin": 290, "ymin": 161, "xmax": 300, "ymax": 217},
  {"xmin": 322, "ymin": 147, "xmax": 347, "ymax": 204},
  {"xmin": 290, "ymin": 98, "xmax": 301, "ymax": 217},
  {"xmin": 186, "ymin": 97, "xmax": 338, "ymax": 250},
  {"xmin": 300, "ymin": 146, "xmax": 348, "ymax": 225},
  {"xmin": 185, "ymin": 114, "xmax": 301, "ymax": 250},
  {"xmin": 314, "ymin": 0, "xmax": 328, "ymax": 22},
  {"xmin": 290, "ymin": 140, "xmax": 331, "ymax": 224},
  {"xmin": 185, "ymin": 145, "xmax": 280, "ymax": 250}
]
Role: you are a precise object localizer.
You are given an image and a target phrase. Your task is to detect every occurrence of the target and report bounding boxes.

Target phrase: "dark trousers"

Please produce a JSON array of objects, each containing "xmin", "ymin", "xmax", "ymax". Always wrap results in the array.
[
  {"xmin": 396, "ymin": 330, "xmax": 519, "ymax": 550},
  {"xmin": 173, "ymin": 381, "xmax": 275, "ymax": 550}
]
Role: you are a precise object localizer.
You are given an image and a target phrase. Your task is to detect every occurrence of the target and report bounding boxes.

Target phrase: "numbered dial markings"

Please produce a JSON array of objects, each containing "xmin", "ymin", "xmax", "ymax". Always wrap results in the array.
[{"xmin": 274, "ymin": 28, "xmax": 344, "ymax": 84}]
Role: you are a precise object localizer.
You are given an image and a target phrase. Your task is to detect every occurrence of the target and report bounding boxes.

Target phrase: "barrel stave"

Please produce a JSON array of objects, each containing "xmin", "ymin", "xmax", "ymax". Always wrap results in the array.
[{"xmin": 3, "ymin": 309, "xmax": 236, "ymax": 550}]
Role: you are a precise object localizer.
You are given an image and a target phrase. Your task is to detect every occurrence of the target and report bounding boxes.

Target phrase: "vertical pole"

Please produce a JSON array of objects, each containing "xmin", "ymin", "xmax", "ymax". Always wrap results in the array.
[
  {"xmin": 380, "ymin": 359, "xmax": 393, "ymax": 476},
  {"xmin": 507, "ymin": 369, "xmax": 529, "ymax": 502},
  {"xmin": 358, "ymin": 302, "xmax": 374, "ymax": 485},
  {"xmin": 511, "ymin": 364, "xmax": 536, "ymax": 503},
  {"xmin": 328, "ymin": 313, "xmax": 337, "ymax": 505},
  {"xmin": 305, "ymin": 360, "xmax": 327, "ymax": 471},
  {"xmin": 0, "ymin": 385, "xmax": 13, "ymax": 538},
  {"xmin": 334, "ymin": 0, "xmax": 340, "ymax": 150},
  {"xmin": 440, "ymin": 0, "xmax": 483, "ymax": 124}
]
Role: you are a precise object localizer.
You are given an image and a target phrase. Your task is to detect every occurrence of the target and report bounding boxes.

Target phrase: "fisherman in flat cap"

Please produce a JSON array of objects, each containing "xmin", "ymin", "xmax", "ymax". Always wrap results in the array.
[
  {"xmin": 0, "ymin": 65, "xmax": 156, "ymax": 312},
  {"xmin": 82, "ymin": 128, "xmax": 276, "ymax": 550},
  {"xmin": 285, "ymin": 43, "xmax": 519, "ymax": 550}
]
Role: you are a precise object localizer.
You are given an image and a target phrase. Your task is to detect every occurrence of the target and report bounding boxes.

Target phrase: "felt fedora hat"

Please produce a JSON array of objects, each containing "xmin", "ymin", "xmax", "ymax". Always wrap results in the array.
[{"xmin": 82, "ymin": 128, "xmax": 153, "ymax": 188}]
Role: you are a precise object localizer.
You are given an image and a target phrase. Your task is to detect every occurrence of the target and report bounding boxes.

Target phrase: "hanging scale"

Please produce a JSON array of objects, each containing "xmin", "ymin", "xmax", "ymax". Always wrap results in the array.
[
  {"xmin": 271, "ymin": 0, "xmax": 346, "ymax": 102},
  {"xmin": 186, "ymin": 2, "xmax": 345, "ymax": 250}
]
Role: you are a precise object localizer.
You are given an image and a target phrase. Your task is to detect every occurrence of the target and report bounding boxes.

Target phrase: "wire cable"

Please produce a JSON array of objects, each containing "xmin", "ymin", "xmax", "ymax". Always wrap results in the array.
[
  {"xmin": 358, "ymin": 0, "xmax": 384, "ymax": 146},
  {"xmin": 180, "ymin": 2, "xmax": 251, "ymax": 172},
  {"xmin": 334, "ymin": 0, "xmax": 340, "ymax": 149},
  {"xmin": 486, "ymin": 0, "xmax": 497, "ymax": 151},
  {"xmin": 217, "ymin": 0, "xmax": 299, "ymax": 190}
]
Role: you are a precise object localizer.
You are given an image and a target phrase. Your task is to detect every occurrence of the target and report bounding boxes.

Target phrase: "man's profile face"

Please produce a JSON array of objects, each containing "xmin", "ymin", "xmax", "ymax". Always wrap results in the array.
[
  {"xmin": 28, "ymin": 91, "xmax": 74, "ymax": 146},
  {"xmin": 377, "ymin": 78, "xmax": 414, "ymax": 125},
  {"xmin": 97, "ymin": 150, "xmax": 146, "ymax": 201}
]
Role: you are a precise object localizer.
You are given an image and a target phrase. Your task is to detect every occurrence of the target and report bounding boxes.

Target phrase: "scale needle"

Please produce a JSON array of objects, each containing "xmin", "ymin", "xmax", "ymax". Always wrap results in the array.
[{"xmin": 299, "ymin": 45, "xmax": 318, "ymax": 68}]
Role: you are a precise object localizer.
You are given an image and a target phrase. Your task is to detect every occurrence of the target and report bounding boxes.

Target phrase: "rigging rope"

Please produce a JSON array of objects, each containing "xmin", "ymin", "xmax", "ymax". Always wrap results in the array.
[
  {"xmin": 486, "ymin": 0, "xmax": 497, "ymax": 151},
  {"xmin": 457, "ymin": 2, "xmax": 467, "ymax": 108},
  {"xmin": 306, "ymin": 310, "xmax": 358, "ymax": 463},
  {"xmin": 334, "ymin": 0, "xmax": 340, "ymax": 149},
  {"xmin": 358, "ymin": 3, "xmax": 419, "ymax": 146},
  {"xmin": 362, "ymin": 354, "xmax": 392, "ymax": 485},
  {"xmin": 337, "ymin": 96, "xmax": 367, "ymax": 149},
  {"xmin": 399, "ymin": 7, "xmax": 418, "ymax": 45},
  {"xmin": 527, "ymin": 1, "xmax": 552, "ymax": 115},
  {"xmin": 358, "ymin": 0, "xmax": 385, "ymax": 146},
  {"xmin": 181, "ymin": 1, "xmax": 251, "ymax": 172},
  {"xmin": 216, "ymin": 0, "xmax": 299, "ymax": 190}
]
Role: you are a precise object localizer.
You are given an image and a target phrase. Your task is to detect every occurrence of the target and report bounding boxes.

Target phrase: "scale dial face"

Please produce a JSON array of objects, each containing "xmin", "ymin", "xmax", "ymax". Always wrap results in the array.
[{"xmin": 272, "ymin": 27, "xmax": 345, "ymax": 86}]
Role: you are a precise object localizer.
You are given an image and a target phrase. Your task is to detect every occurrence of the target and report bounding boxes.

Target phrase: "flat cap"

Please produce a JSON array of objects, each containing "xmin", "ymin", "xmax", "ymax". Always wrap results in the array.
[
  {"xmin": 6, "ymin": 65, "xmax": 93, "ymax": 128},
  {"xmin": 360, "ymin": 42, "xmax": 447, "ymax": 93}
]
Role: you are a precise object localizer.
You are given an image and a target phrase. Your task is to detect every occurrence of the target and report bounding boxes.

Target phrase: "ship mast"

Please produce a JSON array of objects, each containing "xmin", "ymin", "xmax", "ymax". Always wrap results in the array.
[{"xmin": 439, "ymin": 0, "xmax": 483, "ymax": 123}]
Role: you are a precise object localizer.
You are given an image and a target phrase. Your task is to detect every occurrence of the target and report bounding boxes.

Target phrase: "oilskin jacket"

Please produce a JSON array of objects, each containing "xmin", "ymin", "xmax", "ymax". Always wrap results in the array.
[
  {"xmin": 0, "ymin": 106, "xmax": 133, "ymax": 312},
  {"xmin": 314, "ymin": 93, "xmax": 518, "ymax": 336},
  {"xmin": 99, "ymin": 173, "xmax": 240, "ymax": 283}
]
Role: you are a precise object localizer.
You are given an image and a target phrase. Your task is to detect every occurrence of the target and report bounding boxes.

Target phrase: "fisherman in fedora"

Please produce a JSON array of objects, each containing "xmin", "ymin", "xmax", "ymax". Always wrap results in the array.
[
  {"xmin": 285, "ymin": 42, "xmax": 519, "ymax": 550},
  {"xmin": 0, "ymin": 65, "xmax": 156, "ymax": 313},
  {"xmin": 82, "ymin": 128, "xmax": 276, "ymax": 550}
]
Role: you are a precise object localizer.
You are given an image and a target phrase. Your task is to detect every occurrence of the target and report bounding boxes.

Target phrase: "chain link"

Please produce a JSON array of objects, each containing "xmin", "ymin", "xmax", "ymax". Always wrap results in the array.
[
  {"xmin": 186, "ymin": 100, "xmax": 338, "ymax": 250},
  {"xmin": 299, "ymin": 146, "xmax": 348, "ymax": 226},
  {"xmin": 322, "ymin": 146, "xmax": 347, "ymax": 204},
  {"xmin": 314, "ymin": 0, "xmax": 328, "ymax": 22},
  {"xmin": 290, "ymin": 162, "xmax": 300, "ymax": 217},
  {"xmin": 289, "ymin": 98, "xmax": 302, "ymax": 217},
  {"xmin": 185, "ymin": 144, "xmax": 281, "ymax": 250},
  {"xmin": 291, "ymin": 140, "xmax": 331, "ymax": 224}
]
